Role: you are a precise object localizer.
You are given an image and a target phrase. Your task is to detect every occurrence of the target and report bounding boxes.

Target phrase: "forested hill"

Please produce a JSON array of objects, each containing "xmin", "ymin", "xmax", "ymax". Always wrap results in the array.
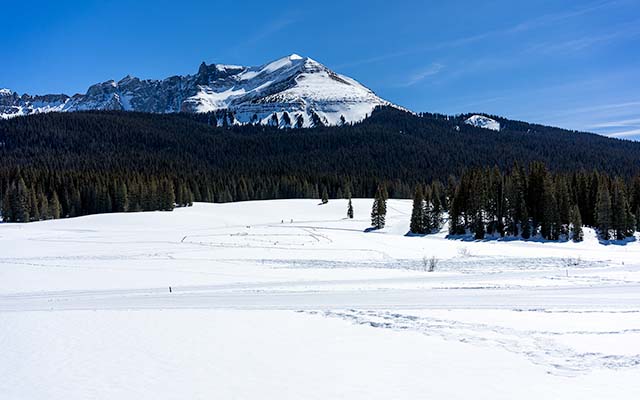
[
  {"xmin": 1, "ymin": 106, "xmax": 640, "ymax": 221},
  {"xmin": 2, "ymin": 106, "xmax": 639, "ymax": 178}
]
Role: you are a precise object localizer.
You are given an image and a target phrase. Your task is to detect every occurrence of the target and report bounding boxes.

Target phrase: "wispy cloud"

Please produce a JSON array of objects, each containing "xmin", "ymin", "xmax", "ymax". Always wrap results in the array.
[
  {"xmin": 245, "ymin": 16, "xmax": 299, "ymax": 46},
  {"xmin": 589, "ymin": 117, "xmax": 640, "ymax": 129},
  {"xmin": 607, "ymin": 128, "xmax": 640, "ymax": 138},
  {"xmin": 336, "ymin": 0, "xmax": 627, "ymax": 69},
  {"xmin": 507, "ymin": 0, "xmax": 626, "ymax": 33},
  {"xmin": 398, "ymin": 63, "xmax": 444, "ymax": 87},
  {"xmin": 526, "ymin": 20, "xmax": 640, "ymax": 55}
]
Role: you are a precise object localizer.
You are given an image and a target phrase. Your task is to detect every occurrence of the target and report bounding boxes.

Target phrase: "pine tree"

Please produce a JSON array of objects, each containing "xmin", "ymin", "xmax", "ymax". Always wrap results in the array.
[
  {"xmin": 159, "ymin": 180, "xmax": 175, "ymax": 211},
  {"xmin": 70, "ymin": 188, "xmax": 82, "ymax": 217},
  {"xmin": 50, "ymin": 192, "xmax": 61, "ymax": 219},
  {"xmin": 540, "ymin": 175, "xmax": 558, "ymax": 240},
  {"xmin": 321, "ymin": 186, "xmax": 329, "ymax": 204},
  {"xmin": 430, "ymin": 183, "xmax": 443, "ymax": 233},
  {"xmin": 38, "ymin": 191, "xmax": 49, "ymax": 220},
  {"xmin": 521, "ymin": 212, "xmax": 532, "ymax": 239},
  {"xmin": 595, "ymin": 180, "xmax": 612, "ymax": 240},
  {"xmin": 448, "ymin": 182, "xmax": 465, "ymax": 235},
  {"xmin": 504, "ymin": 176, "xmax": 519, "ymax": 236},
  {"xmin": 114, "ymin": 182, "xmax": 129, "ymax": 212},
  {"xmin": 29, "ymin": 188, "xmax": 40, "ymax": 221},
  {"xmin": 469, "ymin": 170, "xmax": 487, "ymax": 240},
  {"xmin": 611, "ymin": 178, "xmax": 632, "ymax": 240},
  {"xmin": 422, "ymin": 185, "xmax": 433, "ymax": 233},
  {"xmin": 570, "ymin": 205, "xmax": 583, "ymax": 242},
  {"xmin": 409, "ymin": 185, "xmax": 425, "ymax": 234},
  {"xmin": 371, "ymin": 184, "xmax": 387, "ymax": 229},
  {"xmin": 12, "ymin": 178, "xmax": 30, "ymax": 222},
  {"xmin": 347, "ymin": 198, "xmax": 354, "ymax": 219},
  {"xmin": 282, "ymin": 112, "xmax": 291, "ymax": 128},
  {"xmin": 2, "ymin": 186, "xmax": 13, "ymax": 222}
]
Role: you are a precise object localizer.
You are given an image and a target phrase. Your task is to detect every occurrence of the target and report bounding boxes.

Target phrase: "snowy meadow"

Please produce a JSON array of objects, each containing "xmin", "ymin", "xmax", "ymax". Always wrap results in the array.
[{"xmin": 1, "ymin": 199, "xmax": 639, "ymax": 399}]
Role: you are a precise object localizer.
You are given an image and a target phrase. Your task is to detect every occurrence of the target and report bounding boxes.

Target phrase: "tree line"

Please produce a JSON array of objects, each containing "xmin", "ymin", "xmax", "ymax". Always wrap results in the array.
[
  {"xmin": 404, "ymin": 162, "xmax": 640, "ymax": 242},
  {"xmin": 3, "ymin": 108, "xmax": 640, "ymax": 223},
  {"xmin": 1, "ymin": 171, "xmax": 193, "ymax": 222}
]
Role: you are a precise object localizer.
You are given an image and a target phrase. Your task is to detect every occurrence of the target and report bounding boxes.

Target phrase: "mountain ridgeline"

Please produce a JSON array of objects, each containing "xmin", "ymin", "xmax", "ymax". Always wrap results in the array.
[
  {"xmin": 0, "ymin": 54, "xmax": 390, "ymax": 127},
  {"xmin": 2, "ymin": 106, "xmax": 640, "ymax": 241}
]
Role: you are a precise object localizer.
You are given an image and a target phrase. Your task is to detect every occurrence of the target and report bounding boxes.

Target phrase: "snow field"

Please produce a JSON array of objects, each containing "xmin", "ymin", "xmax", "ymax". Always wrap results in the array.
[{"xmin": 1, "ymin": 199, "xmax": 639, "ymax": 399}]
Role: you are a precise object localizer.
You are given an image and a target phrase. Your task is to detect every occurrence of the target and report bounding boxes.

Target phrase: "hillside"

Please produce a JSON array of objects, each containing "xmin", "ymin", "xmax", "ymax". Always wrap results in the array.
[{"xmin": 2, "ymin": 106, "xmax": 640, "ymax": 181}]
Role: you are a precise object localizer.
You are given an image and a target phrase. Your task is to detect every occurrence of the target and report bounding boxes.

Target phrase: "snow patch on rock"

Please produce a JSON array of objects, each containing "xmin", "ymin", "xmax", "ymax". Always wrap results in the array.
[{"xmin": 465, "ymin": 115, "xmax": 501, "ymax": 131}]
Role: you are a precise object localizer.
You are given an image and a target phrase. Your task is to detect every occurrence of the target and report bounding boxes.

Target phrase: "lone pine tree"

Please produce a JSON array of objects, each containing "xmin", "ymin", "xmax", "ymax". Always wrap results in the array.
[
  {"xmin": 371, "ymin": 184, "xmax": 387, "ymax": 230},
  {"xmin": 410, "ymin": 185, "xmax": 425, "ymax": 234}
]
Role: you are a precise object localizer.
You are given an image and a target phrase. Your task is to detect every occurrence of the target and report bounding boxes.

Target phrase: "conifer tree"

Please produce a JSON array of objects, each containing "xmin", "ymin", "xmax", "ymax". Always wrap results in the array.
[
  {"xmin": 611, "ymin": 178, "xmax": 632, "ymax": 240},
  {"xmin": 570, "ymin": 205, "xmax": 583, "ymax": 242},
  {"xmin": 38, "ymin": 191, "xmax": 49, "ymax": 220},
  {"xmin": 555, "ymin": 177, "xmax": 571, "ymax": 226},
  {"xmin": 521, "ymin": 210, "xmax": 532, "ymax": 239},
  {"xmin": 371, "ymin": 184, "xmax": 387, "ymax": 230},
  {"xmin": 159, "ymin": 180, "xmax": 175, "ymax": 211},
  {"xmin": 347, "ymin": 198, "xmax": 354, "ymax": 219},
  {"xmin": 595, "ymin": 180, "xmax": 612, "ymax": 240},
  {"xmin": 430, "ymin": 183, "xmax": 444, "ymax": 233},
  {"xmin": 409, "ymin": 185, "xmax": 425, "ymax": 234},
  {"xmin": 282, "ymin": 112, "xmax": 291, "ymax": 128},
  {"xmin": 422, "ymin": 185, "xmax": 433, "ymax": 233},
  {"xmin": 540, "ymin": 175, "xmax": 558, "ymax": 240},
  {"xmin": 50, "ymin": 192, "xmax": 61, "ymax": 219},
  {"xmin": 321, "ymin": 186, "xmax": 329, "ymax": 204},
  {"xmin": 12, "ymin": 178, "xmax": 30, "ymax": 222},
  {"xmin": 2, "ymin": 186, "xmax": 13, "ymax": 222},
  {"xmin": 114, "ymin": 182, "xmax": 128, "ymax": 212},
  {"xmin": 504, "ymin": 175, "xmax": 519, "ymax": 236}
]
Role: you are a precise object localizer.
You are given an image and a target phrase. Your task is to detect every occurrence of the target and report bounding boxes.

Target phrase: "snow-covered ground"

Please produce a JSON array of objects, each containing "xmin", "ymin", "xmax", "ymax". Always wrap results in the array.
[{"xmin": 1, "ymin": 199, "xmax": 639, "ymax": 399}]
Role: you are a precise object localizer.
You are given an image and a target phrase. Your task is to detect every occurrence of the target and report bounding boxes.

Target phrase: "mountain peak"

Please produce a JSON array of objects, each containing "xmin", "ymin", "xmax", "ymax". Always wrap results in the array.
[{"xmin": 0, "ymin": 54, "xmax": 398, "ymax": 126}]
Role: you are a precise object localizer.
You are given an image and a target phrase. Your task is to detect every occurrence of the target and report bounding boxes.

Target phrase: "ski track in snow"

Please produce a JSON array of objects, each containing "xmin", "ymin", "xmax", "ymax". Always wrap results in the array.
[{"xmin": 314, "ymin": 309, "xmax": 640, "ymax": 376}]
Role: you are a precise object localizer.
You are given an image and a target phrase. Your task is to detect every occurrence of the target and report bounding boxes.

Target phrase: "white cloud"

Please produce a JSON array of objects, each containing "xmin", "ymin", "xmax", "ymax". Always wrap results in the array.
[
  {"xmin": 400, "ymin": 63, "xmax": 444, "ymax": 87},
  {"xmin": 606, "ymin": 128, "xmax": 640, "ymax": 138}
]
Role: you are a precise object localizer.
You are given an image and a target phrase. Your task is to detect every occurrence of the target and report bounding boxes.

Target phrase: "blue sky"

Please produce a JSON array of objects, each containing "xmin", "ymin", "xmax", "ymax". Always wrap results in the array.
[{"xmin": 2, "ymin": 0, "xmax": 639, "ymax": 138}]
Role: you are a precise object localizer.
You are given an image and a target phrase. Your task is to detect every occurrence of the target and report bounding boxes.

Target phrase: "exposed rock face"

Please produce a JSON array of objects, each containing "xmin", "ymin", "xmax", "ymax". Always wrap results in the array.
[{"xmin": 1, "ymin": 54, "xmax": 397, "ymax": 127}]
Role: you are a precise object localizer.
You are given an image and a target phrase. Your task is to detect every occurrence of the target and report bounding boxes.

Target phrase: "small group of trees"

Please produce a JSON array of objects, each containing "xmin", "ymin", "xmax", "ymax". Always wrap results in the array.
[
  {"xmin": 409, "ymin": 182, "xmax": 445, "ymax": 234},
  {"xmin": 2, "ymin": 177, "xmax": 61, "ymax": 222}
]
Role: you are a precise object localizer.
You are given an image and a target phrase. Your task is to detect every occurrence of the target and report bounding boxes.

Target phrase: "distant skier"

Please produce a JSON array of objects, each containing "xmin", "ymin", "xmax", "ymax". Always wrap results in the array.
[{"xmin": 169, "ymin": 286, "xmax": 172, "ymax": 293}]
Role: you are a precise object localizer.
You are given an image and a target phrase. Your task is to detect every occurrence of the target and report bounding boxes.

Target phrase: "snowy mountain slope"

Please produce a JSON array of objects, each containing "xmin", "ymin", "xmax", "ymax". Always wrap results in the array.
[
  {"xmin": 0, "ymin": 54, "xmax": 395, "ymax": 127},
  {"xmin": 465, "ymin": 114, "xmax": 501, "ymax": 131}
]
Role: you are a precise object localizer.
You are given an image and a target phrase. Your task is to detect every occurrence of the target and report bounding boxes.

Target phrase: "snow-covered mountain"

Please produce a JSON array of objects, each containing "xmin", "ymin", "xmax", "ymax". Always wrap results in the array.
[
  {"xmin": 465, "ymin": 115, "xmax": 501, "ymax": 131},
  {"xmin": 0, "ymin": 54, "xmax": 396, "ymax": 127}
]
